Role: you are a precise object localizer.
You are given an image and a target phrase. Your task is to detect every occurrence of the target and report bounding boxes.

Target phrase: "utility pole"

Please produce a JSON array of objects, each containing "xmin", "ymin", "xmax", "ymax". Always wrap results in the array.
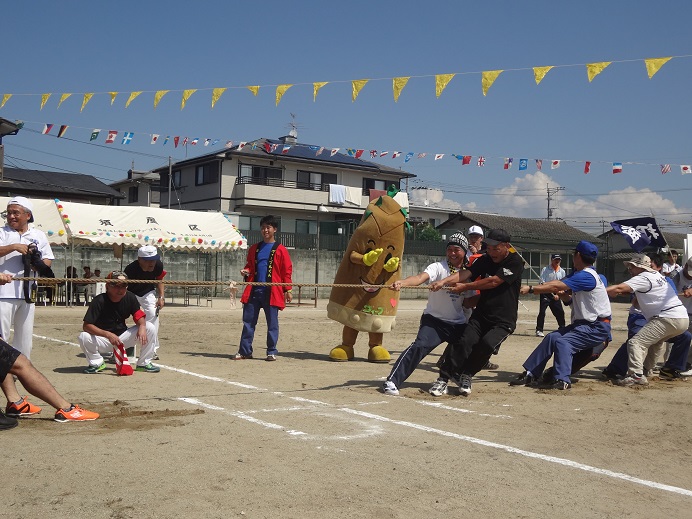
[
  {"xmin": 168, "ymin": 156, "xmax": 172, "ymax": 209},
  {"xmin": 546, "ymin": 184, "xmax": 565, "ymax": 220}
]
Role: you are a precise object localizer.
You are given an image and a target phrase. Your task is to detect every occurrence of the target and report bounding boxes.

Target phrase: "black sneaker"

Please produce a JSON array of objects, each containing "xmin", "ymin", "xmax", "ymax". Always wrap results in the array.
[
  {"xmin": 509, "ymin": 371, "xmax": 536, "ymax": 387},
  {"xmin": 0, "ymin": 412, "xmax": 18, "ymax": 431},
  {"xmin": 541, "ymin": 379, "xmax": 571, "ymax": 390},
  {"xmin": 484, "ymin": 361, "xmax": 500, "ymax": 370},
  {"xmin": 659, "ymin": 367, "xmax": 684, "ymax": 380},
  {"xmin": 601, "ymin": 367, "xmax": 620, "ymax": 380}
]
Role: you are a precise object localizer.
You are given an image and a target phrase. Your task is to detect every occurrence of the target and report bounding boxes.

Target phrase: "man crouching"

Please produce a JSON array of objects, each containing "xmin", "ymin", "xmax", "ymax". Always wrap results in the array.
[{"xmin": 79, "ymin": 271, "xmax": 160, "ymax": 374}]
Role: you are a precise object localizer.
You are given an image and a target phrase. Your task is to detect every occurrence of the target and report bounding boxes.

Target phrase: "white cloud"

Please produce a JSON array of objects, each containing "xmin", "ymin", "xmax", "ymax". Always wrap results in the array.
[
  {"xmin": 409, "ymin": 187, "xmax": 466, "ymax": 210},
  {"xmin": 490, "ymin": 171, "xmax": 692, "ymax": 231}
]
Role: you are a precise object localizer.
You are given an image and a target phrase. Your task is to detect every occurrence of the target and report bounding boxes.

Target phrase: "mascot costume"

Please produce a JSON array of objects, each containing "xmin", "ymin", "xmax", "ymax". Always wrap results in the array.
[{"xmin": 327, "ymin": 188, "xmax": 408, "ymax": 362}]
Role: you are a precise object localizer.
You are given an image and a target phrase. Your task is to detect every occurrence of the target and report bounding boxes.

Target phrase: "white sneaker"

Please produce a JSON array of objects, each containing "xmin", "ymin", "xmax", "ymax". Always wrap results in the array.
[
  {"xmin": 615, "ymin": 374, "xmax": 648, "ymax": 386},
  {"xmin": 429, "ymin": 378, "xmax": 449, "ymax": 397},
  {"xmin": 382, "ymin": 380, "xmax": 399, "ymax": 396},
  {"xmin": 535, "ymin": 330, "xmax": 545, "ymax": 337},
  {"xmin": 680, "ymin": 367, "xmax": 692, "ymax": 377}
]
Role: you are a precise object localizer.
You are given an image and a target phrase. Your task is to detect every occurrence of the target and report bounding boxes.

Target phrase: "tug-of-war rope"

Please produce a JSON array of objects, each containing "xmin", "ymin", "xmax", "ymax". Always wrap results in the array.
[{"xmin": 13, "ymin": 277, "xmax": 436, "ymax": 309}]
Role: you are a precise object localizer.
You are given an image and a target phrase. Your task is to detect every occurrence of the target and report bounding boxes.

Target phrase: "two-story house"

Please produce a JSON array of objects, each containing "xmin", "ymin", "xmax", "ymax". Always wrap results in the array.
[{"xmin": 150, "ymin": 133, "xmax": 416, "ymax": 241}]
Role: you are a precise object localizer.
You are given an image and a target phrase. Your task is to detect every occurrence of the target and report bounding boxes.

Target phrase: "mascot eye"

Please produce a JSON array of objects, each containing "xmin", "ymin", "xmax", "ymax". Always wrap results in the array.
[{"xmin": 384, "ymin": 253, "xmax": 392, "ymax": 263}]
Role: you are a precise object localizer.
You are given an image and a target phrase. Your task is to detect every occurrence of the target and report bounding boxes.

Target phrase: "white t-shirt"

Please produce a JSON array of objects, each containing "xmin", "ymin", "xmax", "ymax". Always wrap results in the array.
[
  {"xmin": 625, "ymin": 271, "xmax": 687, "ymax": 320},
  {"xmin": 662, "ymin": 262, "xmax": 682, "ymax": 276},
  {"xmin": 422, "ymin": 261, "xmax": 472, "ymax": 324},
  {"xmin": 0, "ymin": 225, "xmax": 54, "ymax": 299},
  {"xmin": 671, "ymin": 270, "xmax": 692, "ymax": 314}
]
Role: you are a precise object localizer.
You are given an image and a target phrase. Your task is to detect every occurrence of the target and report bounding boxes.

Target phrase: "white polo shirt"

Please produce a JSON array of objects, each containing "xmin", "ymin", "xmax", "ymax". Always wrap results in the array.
[{"xmin": 0, "ymin": 225, "xmax": 54, "ymax": 299}]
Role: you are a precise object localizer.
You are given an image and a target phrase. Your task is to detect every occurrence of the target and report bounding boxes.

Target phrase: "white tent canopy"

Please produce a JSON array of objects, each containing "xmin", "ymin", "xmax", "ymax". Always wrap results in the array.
[
  {"xmin": 1, "ymin": 196, "xmax": 68, "ymax": 246},
  {"xmin": 55, "ymin": 200, "xmax": 247, "ymax": 251}
]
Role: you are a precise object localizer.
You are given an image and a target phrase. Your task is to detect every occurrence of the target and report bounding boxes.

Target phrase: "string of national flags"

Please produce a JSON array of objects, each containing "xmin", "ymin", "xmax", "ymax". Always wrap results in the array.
[{"xmin": 35, "ymin": 122, "xmax": 692, "ymax": 176}]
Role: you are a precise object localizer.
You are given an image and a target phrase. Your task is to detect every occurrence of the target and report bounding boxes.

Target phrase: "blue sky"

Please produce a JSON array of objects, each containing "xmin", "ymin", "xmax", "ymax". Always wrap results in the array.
[{"xmin": 2, "ymin": 1, "xmax": 692, "ymax": 235}]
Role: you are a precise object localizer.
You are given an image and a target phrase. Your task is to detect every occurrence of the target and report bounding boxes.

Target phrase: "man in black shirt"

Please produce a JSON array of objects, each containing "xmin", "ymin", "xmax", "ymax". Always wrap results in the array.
[
  {"xmin": 124, "ymin": 245, "xmax": 166, "ymax": 358},
  {"xmin": 429, "ymin": 229, "xmax": 524, "ymax": 396},
  {"xmin": 78, "ymin": 271, "xmax": 159, "ymax": 374}
]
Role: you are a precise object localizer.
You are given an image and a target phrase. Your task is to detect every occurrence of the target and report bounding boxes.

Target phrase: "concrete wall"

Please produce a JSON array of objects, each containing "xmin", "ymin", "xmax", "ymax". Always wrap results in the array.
[{"xmin": 50, "ymin": 246, "xmax": 439, "ymax": 301}]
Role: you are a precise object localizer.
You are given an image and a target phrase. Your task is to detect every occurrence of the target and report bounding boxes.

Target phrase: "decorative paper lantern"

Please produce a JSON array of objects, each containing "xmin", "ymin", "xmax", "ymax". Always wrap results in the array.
[
  {"xmin": 164, "ymin": 239, "xmax": 169, "ymax": 244},
  {"xmin": 198, "ymin": 238, "xmax": 203, "ymax": 244},
  {"xmin": 58, "ymin": 230, "xmax": 65, "ymax": 236},
  {"xmin": 54, "ymin": 198, "xmax": 60, "ymax": 203},
  {"xmin": 171, "ymin": 237, "xmax": 176, "ymax": 242},
  {"xmin": 211, "ymin": 240, "xmax": 216, "ymax": 245},
  {"xmin": 47, "ymin": 230, "xmax": 54, "ymax": 236},
  {"xmin": 138, "ymin": 234, "xmax": 143, "ymax": 239},
  {"xmin": 144, "ymin": 235, "xmax": 149, "ymax": 241},
  {"xmin": 158, "ymin": 238, "xmax": 163, "ymax": 243},
  {"xmin": 65, "ymin": 219, "xmax": 70, "ymax": 224},
  {"xmin": 79, "ymin": 231, "xmax": 84, "ymax": 234}
]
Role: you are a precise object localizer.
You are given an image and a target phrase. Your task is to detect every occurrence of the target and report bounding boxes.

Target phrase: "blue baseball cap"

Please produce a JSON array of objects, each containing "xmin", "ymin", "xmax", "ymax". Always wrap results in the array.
[{"xmin": 575, "ymin": 240, "xmax": 598, "ymax": 260}]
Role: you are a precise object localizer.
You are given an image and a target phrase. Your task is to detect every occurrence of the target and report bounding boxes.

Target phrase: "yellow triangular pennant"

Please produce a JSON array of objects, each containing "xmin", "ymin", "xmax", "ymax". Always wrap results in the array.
[
  {"xmin": 80, "ymin": 93, "xmax": 94, "ymax": 112},
  {"xmin": 247, "ymin": 85, "xmax": 260, "ymax": 96},
  {"xmin": 435, "ymin": 74, "xmax": 455, "ymax": 98},
  {"xmin": 644, "ymin": 57, "xmax": 672, "ymax": 79},
  {"xmin": 533, "ymin": 66, "xmax": 554, "ymax": 85},
  {"xmin": 211, "ymin": 87, "xmax": 227, "ymax": 108},
  {"xmin": 481, "ymin": 70, "xmax": 503, "ymax": 96},
  {"xmin": 154, "ymin": 90, "xmax": 169, "ymax": 108},
  {"xmin": 275, "ymin": 84, "xmax": 293, "ymax": 106},
  {"xmin": 57, "ymin": 93, "xmax": 72, "ymax": 109},
  {"xmin": 313, "ymin": 82, "xmax": 328, "ymax": 102},
  {"xmin": 181, "ymin": 89, "xmax": 197, "ymax": 110},
  {"xmin": 352, "ymin": 79, "xmax": 369, "ymax": 102},
  {"xmin": 40, "ymin": 93, "xmax": 52, "ymax": 110},
  {"xmin": 109, "ymin": 92, "xmax": 118, "ymax": 105},
  {"xmin": 586, "ymin": 61, "xmax": 611, "ymax": 82},
  {"xmin": 1, "ymin": 94, "xmax": 12, "ymax": 109},
  {"xmin": 393, "ymin": 77, "xmax": 410, "ymax": 102},
  {"xmin": 125, "ymin": 91, "xmax": 142, "ymax": 108}
]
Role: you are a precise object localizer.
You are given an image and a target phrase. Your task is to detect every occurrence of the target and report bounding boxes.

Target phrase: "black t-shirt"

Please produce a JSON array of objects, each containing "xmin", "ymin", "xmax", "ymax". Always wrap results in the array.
[
  {"xmin": 83, "ymin": 292, "xmax": 142, "ymax": 336},
  {"xmin": 124, "ymin": 259, "xmax": 164, "ymax": 296},
  {"xmin": 468, "ymin": 251, "xmax": 524, "ymax": 330}
]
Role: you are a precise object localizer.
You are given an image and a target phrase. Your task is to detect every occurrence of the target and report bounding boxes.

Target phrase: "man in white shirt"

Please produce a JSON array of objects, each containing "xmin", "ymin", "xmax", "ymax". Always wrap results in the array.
[
  {"xmin": 662, "ymin": 249, "xmax": 683, "ymax": 278},
  {"xmin": 0, "ymin": 197, "xmax": 55, "ymax": 417},
  {"xmin": 535, "ymin": 254, "xmax": 567, "ymax": 337},
  {"xmin": 382, "ymin": 232, "xmax": 478, "ymax": 396},
  {"xmin": 607, "ymin": 254, "xmax": 690, "ymax": 385}
]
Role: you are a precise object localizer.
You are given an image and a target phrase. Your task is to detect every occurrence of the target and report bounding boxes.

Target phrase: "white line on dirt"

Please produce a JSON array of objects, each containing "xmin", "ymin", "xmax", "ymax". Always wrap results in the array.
[
  {"xmin": 37, "ymin": 332, "xmax": 692, "ymax": 497},
  {"xmin": 339, "ymin": 408, "xmax": 692, "ymax": 498}
]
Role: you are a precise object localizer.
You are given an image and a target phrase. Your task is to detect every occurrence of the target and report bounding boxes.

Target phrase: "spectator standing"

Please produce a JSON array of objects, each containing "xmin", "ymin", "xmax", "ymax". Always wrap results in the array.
[
  {"xmin": 662, "ymin": 250, "xmax": 682, "ymax": 278},
  {"xmin": 535, "ymin": 254, "xmax": 567, "ymax": 337}
]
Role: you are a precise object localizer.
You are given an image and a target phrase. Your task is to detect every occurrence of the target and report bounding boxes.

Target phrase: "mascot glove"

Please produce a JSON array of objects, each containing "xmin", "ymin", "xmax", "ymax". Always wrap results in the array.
[
  {"xmin": 362, "ymin": 248, "xmax": 383, "ymax": 266},
  {"xmin": 383, "ymin": 256, "xmax": 400, "ymax": 273}
]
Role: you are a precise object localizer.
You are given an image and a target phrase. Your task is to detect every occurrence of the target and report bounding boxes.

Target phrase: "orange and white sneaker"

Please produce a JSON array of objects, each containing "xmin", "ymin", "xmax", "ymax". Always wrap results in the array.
[
  {"xmin": 54, "ymin": 404, "xmax": 99, "ymax": 423},
  {"xmin": 6, "ymin": 396, "xmax": 42, "ymax": 417}
]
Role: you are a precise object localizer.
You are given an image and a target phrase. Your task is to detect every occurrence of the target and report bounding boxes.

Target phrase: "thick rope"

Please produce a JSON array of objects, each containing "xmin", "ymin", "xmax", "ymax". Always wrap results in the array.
[{"xmin": 14, "ymin": 277, "xmax": 438, "ymax": 290}]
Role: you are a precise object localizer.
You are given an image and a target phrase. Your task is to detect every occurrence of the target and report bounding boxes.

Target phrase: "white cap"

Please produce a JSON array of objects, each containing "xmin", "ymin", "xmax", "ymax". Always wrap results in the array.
[
  {"xmin": 8, "ymin": 196, "xmax": 34, "ymax": 223},
  {"xmin": 138, "ymin": 245, "xmax": 160, "ymax": 261},
  {"xmin": 468, "ymin": 225, "xmax": 483, "ymax": 236}
]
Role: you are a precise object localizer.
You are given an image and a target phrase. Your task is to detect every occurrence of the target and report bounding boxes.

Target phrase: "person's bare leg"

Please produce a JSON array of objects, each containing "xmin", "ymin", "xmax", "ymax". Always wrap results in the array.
[
  {"xmin": 8, "ymin": 356, "xmax": 70, "ymax": 410},
  {"xmin": 0, "ymin": 373, "xmax": 21, "ymax": 405}
]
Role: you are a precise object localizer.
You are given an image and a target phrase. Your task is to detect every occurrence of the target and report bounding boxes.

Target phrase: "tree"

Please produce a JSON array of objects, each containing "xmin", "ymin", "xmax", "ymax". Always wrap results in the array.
[{"xmin": 408, "ymin": 222, "xmax": 441, "ymax": 242}]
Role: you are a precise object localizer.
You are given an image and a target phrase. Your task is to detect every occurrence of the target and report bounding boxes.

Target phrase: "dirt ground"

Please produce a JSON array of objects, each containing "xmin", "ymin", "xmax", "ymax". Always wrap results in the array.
[{"xmin": 4, "ymin": 297, "xmax": 692, "ymax": 518}]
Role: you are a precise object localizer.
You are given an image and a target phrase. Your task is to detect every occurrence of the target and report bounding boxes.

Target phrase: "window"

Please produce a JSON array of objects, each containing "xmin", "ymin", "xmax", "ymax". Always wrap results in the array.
[
  {"xmin": 296, "ymin": 219, "xmax": 317, "ymax": 235},
  {"xmin": 160, "ymin": 170, "xmax": 182, "ymax": 189},
  {"xmin": 128, "ymin": 186, "xmax": 139, "ymax": 203},
  {"xmin": 195, "ymin": 163, "xmax": 219, "ymax": 185},
  {"xmin": 238, "ymin": 163, "xmax": 282, "ymax": 183},
  {"xmin": 239, "ymin": 215, "xmax": 282, "ymax": 231},
  {"xmin": 297, "ymin": 170, "xmax": 337, "ymax": 191},
  {"xmin": 363, "ymin": 178, "xmax": 399, "ymax": 192}
]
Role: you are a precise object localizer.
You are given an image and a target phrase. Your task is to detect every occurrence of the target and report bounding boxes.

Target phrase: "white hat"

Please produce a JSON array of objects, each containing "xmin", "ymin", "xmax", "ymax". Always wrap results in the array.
[
  {"xmin": 8, "ymin": 196, "xmax": 34, "ymax": 223},
  {"xmin": 138, "ymin": 245, "xmax": 160, "ymax": 261},
  {"xmin": 468, "ymin": 225, "xmax": 483, "ymax": 236}
]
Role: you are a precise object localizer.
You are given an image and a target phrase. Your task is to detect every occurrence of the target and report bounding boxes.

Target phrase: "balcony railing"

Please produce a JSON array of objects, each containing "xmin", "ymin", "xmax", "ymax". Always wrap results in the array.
[{"xmin": 236, "ymin": 176, "xmax": 329, "ymax": 192}]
